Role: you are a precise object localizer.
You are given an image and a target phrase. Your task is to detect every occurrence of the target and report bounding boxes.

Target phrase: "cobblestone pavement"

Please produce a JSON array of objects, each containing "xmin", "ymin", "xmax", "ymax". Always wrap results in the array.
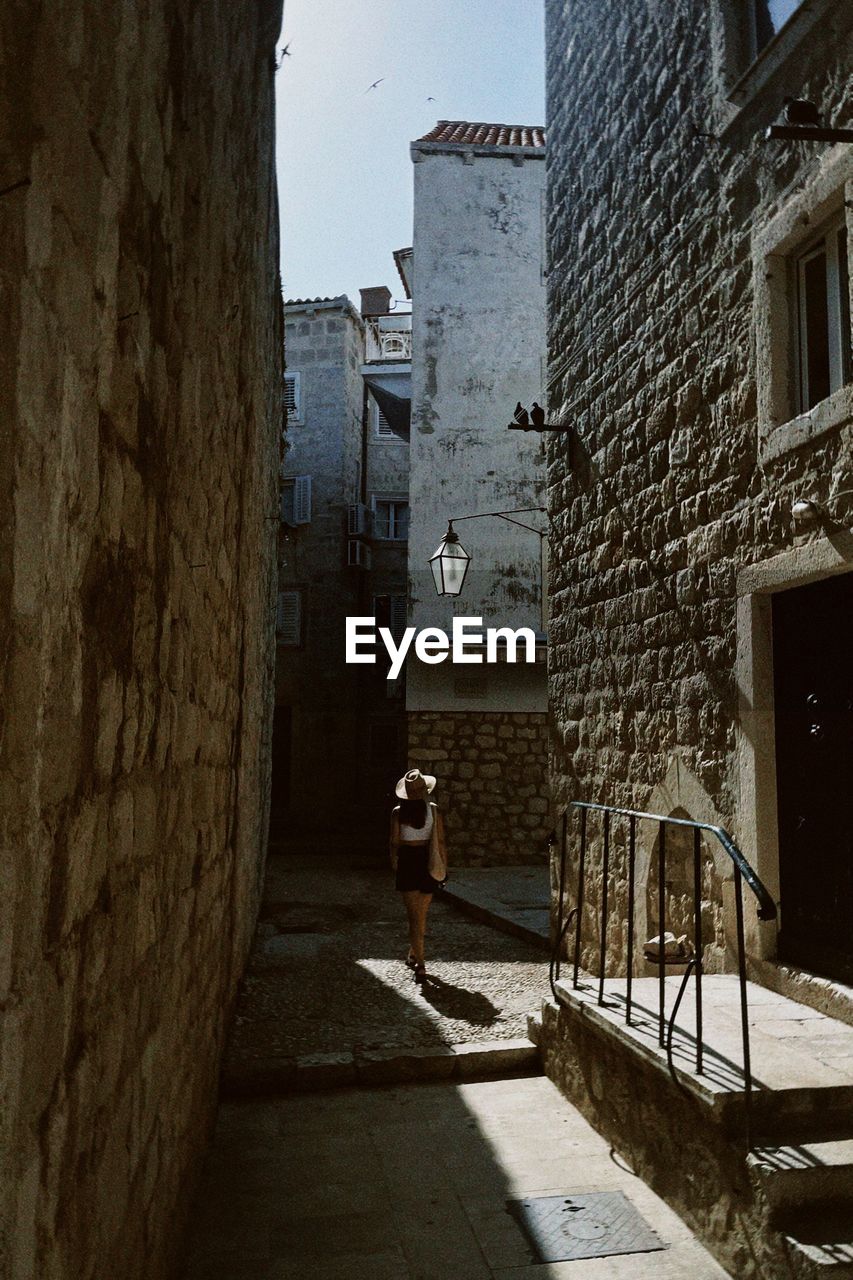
[
  {"xmin": 183, "ymin": 1076, "xmax": 731, "ymax": 1279},
  {"xmin": 223, "ymin": 852, "xmax": 548, "ymax": 1079}
]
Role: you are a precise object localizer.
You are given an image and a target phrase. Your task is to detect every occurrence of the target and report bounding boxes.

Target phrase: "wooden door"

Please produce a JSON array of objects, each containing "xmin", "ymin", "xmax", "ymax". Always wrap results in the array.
[{"xmin": 773, "ymin": 573, "xmax": 853, "ymax": 980}]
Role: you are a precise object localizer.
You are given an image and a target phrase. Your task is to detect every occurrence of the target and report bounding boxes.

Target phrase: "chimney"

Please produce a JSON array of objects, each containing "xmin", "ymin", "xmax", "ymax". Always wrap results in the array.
[{"xmin": 359, "ymin": 285, "xmax": 392, "ymax": 317}]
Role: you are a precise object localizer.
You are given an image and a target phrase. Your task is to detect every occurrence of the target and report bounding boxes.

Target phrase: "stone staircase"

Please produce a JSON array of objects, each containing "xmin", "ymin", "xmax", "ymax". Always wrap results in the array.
[
  {"xmin": 535, "ymin": 974, "xmax": 853, "ymax": 1278},
  {"xmin": 749, "ymin": 1140, "xmax": 853, "ymax": 1277}
]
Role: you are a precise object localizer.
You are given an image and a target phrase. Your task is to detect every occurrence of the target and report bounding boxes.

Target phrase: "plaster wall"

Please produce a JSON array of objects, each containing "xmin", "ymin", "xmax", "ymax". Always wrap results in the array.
[
  {"xmin": 277, "ymin": 302, "xmax": 365, "ymax": 832},
  {"xmin": 0, "ymin": 1, "xmax": 282, "ymax": 1275},
  {"xmin": 407, "ymin": 145, "xmax": 549, "ymax": 716},
  {"xmin": 365, "ymin": 365, "xmax": 410, "ymax": 602}
]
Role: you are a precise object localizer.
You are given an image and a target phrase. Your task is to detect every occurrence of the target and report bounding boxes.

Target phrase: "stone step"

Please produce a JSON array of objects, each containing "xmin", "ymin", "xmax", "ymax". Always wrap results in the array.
[
  {"xmin": 550, "ymin": 975, "xmax": 853, "ymax": 1137},
  {"xmin": 749, "ymin": 1141, "xmax": 853, "ymax": 1211},
  {"xmin": 780, "ymin": 1203, "xmax": 853, "ymax": 1278},
  {"xmin": 439, "ymin": 870, "xmax": 551, "ymax": 952},
  {"xmin": 221, "ymin": 1036, "xmax": 541, "ymax": 1096}
]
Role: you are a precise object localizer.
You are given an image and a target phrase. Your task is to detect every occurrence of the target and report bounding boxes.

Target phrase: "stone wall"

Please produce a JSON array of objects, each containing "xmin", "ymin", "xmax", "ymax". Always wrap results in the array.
[
  {"xmin": 537, "ymin": 998, "xmax": 784, "ymax": 1279},
  {"xmin": 0, "ymin": 2, "xmax": 283, "ymax": 1277},
  {"xmin": 408, "ymin": 711, "xmax": 550, "ymax": 864},
  {"xmin": 544, "ymin": 0, "xmax": 853, "ymax": 969}
]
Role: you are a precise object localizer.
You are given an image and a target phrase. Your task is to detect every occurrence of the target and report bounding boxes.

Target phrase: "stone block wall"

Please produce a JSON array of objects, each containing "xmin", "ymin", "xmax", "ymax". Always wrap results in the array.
[
  {"xmin": 0, "ymin": 2, "xmax": 282, "ymax": 1277},
  {"xmin": 544, "ymin": 0, "xmax": 853, "ymax": 968},
  {"xmin": 407, "ymin": 712, "xmax": 550, "ymax": 864}
]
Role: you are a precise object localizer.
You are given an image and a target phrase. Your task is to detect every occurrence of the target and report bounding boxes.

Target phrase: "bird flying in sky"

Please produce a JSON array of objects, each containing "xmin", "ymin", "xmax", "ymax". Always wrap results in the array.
[
  {"xmin": 365, "ymin": 78, "xmax": 385, "ymax": 93},
  {"xmin": 426, "ymin": 96, "xmax": 436, "ymax": 102}
]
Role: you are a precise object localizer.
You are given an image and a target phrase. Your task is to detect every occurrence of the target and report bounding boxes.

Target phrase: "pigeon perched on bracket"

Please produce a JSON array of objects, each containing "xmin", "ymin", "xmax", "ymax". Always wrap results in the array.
[
  {"xmin": 531, "ymin": 402, "xmax": 546, "ymax": 429},
  {"xmin": 513, "ymin": 402, "xmax": 530, "ymax": 428}
]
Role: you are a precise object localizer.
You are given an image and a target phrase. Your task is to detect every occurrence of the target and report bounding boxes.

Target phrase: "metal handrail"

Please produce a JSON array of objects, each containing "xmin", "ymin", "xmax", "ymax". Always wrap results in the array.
[{"xmin": 548, "ymin": 800, "xmax": 778, "ymax": 1149}]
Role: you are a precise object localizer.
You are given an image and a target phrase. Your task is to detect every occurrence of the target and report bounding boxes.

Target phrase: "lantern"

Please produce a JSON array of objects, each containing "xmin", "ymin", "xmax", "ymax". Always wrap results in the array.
[{"xmin": 429, "ymin": 523, "xmax": 471, "ymax": 596}]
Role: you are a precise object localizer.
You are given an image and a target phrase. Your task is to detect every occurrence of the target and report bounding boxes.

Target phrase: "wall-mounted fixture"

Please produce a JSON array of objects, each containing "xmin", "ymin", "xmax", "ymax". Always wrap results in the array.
[
  {"xmin": 766, "ymin": 99, "xmax": 853, "ymax": 144},
  {"xmin": 792, "ymin": 489, "xmax": 853, "ymax": 525},
  {"xmin": 429, "ymin": 523, "xmax": 471, "ymax": 596},
  {"xmin": 792, "ymin": 498, "xmax": 821, "ymax": 525},
  {"xmin": 429, "ymin": 506, "xmax": 548, "ymax": 598}
]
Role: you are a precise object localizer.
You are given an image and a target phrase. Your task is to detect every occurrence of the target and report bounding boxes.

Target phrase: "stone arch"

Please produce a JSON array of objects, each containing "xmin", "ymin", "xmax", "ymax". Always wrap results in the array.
[{"xmin": 633, "ymin": 757, "xmax": 731, "ymax": 975}]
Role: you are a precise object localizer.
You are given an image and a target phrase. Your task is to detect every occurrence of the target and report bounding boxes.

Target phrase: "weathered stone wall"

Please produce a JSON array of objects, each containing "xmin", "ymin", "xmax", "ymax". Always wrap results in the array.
[
  {"xmin": 408, "ymin": 711, "xmax": 550, "ymax": 864},
  {"xmin": 0, "ymin": 2, "xmax": 282, "ymax": 1277},
  {"xmin": 545, "ymin": 0, "xmax": 853, "ymax": 969},
  {"xmin": 537, "ymin": 998, "xmax": 785, "ymax": 1279}
]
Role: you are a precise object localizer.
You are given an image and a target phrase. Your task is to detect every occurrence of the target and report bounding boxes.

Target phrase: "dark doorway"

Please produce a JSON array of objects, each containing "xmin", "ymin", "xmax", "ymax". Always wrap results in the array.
[
  {"xmin": 270, "ymin": 705, "xmax": 292, "ymax": 837},
  {"xmin": 773, "ymin": 572, "xmax": 853, "ymax": 981}
]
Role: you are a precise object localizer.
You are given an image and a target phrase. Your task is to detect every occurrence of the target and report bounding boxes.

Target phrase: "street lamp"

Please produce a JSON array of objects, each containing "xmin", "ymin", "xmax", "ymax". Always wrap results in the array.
[
  {"xmin": 429, "ymin": 523, "xmax": 471, "ymax": 597},
  {"xmin": 428, "ymin": 507, "xmax": 548, "ymax": 598}
]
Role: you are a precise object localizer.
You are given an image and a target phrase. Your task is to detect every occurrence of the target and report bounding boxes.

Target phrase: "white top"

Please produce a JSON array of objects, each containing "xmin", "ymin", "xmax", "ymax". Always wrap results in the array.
[{"xmin": 399, "ymin": 804, "xmax": 434, "ymax": 843}]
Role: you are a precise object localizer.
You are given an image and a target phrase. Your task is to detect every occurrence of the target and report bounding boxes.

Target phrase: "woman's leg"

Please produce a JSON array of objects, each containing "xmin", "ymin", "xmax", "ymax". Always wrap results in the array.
[
  {"xmin": 414, "ymin": 892, "xmax": 433, "ymax": 966},
  {"xmin": 402, "ymin": 891, "xmax": 420, "ymax": 960}
]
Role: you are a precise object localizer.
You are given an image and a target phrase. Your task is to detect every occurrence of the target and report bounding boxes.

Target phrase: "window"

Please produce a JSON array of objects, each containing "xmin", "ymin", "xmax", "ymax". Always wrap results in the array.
[
  {"xmin": 375, "ymin": 403, "xmax": 395, "ymax": 438},
  {"xmin": 372, "ymin": 498, "xmax": 409, "ymax": 541},
  {"xmin": 752, "ymin": 153, "xmax": 852, "ymax": 459},
  {"xmin": 283, "ymin": 372, "xmax": 301, "ymax": 421},
  {"xmin": 373, "ymin": 594, "xmax": 407, "ymax": 645},
  {"xmin": 276, "ymin": 590, "xmax": 302, "ymax": 645},
  {"xmin": 280, "ymin": 475, "xmax": 312, "ymax": 525},
  {"xmin": 796, "ymin": 215, "xmax": 850, "ymax": 413},
  {"xmin": 380, "ymin": 332, "xmax": 408, "ymax": 359},
  {"xmin": 748, "ymin": 0, "xmax": 806, "ymax": 58}
]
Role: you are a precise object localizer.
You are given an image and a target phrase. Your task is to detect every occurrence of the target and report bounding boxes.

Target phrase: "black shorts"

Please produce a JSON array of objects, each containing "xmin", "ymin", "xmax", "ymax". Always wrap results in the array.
[{"xmin": 395, "ymin": 844, "xmax": 441, "ymax": 894}]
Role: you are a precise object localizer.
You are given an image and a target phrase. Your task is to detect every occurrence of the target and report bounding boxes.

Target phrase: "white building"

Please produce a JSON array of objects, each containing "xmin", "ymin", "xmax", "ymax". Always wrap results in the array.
[{"xmin": 406, "ymin": 121, "xmax": 550, "ymax": 863}]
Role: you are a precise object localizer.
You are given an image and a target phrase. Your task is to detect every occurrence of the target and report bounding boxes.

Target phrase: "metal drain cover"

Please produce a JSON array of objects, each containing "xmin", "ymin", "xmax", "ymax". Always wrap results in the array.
[{"xmin": 507, "ymin": 1191, "xmax": 667, "ymax": 1263}]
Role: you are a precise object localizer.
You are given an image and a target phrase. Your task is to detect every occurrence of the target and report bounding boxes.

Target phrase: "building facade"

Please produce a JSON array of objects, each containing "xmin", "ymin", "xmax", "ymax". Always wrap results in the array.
[
  {"xmin": 275, "ymin": 289, "xmax": 410, "ymax": 846},
  {"xmin": 541, "ymin": 0, "xmax": 853, "ymax": 1271},
  {"xmin": 406, "ymin": 122, "xmax": 551, "ymax": 865}
]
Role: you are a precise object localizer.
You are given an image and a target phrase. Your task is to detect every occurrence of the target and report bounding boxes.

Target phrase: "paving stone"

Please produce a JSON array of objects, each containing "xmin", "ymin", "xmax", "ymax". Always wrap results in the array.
[
  {"xmin": 221, "ymin": 853, "xmax": 548, "ymax": 1090},
  {"xmin": 182, "ymin": 1077, "xmax": 730, "ymax": 1278}
]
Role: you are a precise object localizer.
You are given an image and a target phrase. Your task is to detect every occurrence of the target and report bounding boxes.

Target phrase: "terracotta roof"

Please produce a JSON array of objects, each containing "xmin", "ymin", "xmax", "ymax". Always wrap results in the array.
[
  {"xmin": 284, "ymin": 296, "xmax": 346, "ymax": 307},
  {"xmin": 415, "ymin": 121, "xmax": 545, "ymax": 149}
]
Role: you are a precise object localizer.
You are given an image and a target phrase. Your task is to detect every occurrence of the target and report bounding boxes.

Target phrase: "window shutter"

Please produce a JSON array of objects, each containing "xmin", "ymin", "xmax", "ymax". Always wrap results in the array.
[
  {"xmin": 284, "ymin": 372, "xmax": 301, "ymax": 418},
  {"xmin": 280, "ymin": 485, "xmax": 293, "ymax": 525},
  {"xmin": 373, "ymin": 500, "xmax": 389, "ymax": 539},
  {"xmin": 276, "ymin": 591, "xmax": 301, "ymax": 644},
  {"xmin": 390, "ymin": 595, "xmax": 407, "ymax": 645},
  {"xmin": 376, "ymin": 407, "xmax": 395, "ymax": 437},
  {"xmin": 396, "ymin": 503, "xmax": 409, "ymax": 541},
  {"xmin": 292, "ymin": 475, "xmax": 312, "ymax": 524}
]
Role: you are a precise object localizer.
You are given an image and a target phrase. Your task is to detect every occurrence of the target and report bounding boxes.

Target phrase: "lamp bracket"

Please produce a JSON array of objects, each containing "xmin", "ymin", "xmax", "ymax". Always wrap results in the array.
[{"xmin": 765, "ymin": 124, "xmax": 853, "ymax": 144}]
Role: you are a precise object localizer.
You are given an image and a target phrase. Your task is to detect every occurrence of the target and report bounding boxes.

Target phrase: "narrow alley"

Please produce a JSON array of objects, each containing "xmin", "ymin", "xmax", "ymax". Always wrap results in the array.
[
  {"xmin": 181, "ymin": 852, "xmax": 729, "ymax": 1280},
  {"xmin": 5, "ymin": 1, "xmax": 853, "ymax": 1277}
]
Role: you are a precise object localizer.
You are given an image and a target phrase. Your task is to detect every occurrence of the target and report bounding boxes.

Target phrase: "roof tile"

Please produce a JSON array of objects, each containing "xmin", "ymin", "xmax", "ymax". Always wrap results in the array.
[{"xmin": 415, "ymin": 120, "xmax": 545, "ymax": 149}]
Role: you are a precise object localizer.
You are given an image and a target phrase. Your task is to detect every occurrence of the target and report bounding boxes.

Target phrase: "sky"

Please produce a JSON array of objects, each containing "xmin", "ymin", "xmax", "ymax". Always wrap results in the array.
[{"xmin": 275, "ymin": 0, "xmax": 545, "ymax": 307}]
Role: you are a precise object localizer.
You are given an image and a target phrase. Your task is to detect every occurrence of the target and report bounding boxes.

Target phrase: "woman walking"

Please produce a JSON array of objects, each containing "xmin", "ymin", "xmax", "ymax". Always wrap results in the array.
[{"xmin": 389, "ymin": 768, "xmax": 448, "ymax": 985}]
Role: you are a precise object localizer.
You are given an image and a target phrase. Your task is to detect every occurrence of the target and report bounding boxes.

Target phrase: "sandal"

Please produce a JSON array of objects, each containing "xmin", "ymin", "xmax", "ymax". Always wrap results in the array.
[
  {"xmin": 405, "ymin": 950, "xmax": 417, "ymax": 969},
  {"xmin": 414, "ymin": 963, "xmax": 427, "ymax": 985}
]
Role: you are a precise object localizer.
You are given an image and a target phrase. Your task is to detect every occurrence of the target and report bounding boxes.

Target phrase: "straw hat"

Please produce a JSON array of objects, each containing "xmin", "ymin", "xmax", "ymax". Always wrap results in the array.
[{"xmin": 395, "ymin": 768, "xmax": 436, "ymax": 800}]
